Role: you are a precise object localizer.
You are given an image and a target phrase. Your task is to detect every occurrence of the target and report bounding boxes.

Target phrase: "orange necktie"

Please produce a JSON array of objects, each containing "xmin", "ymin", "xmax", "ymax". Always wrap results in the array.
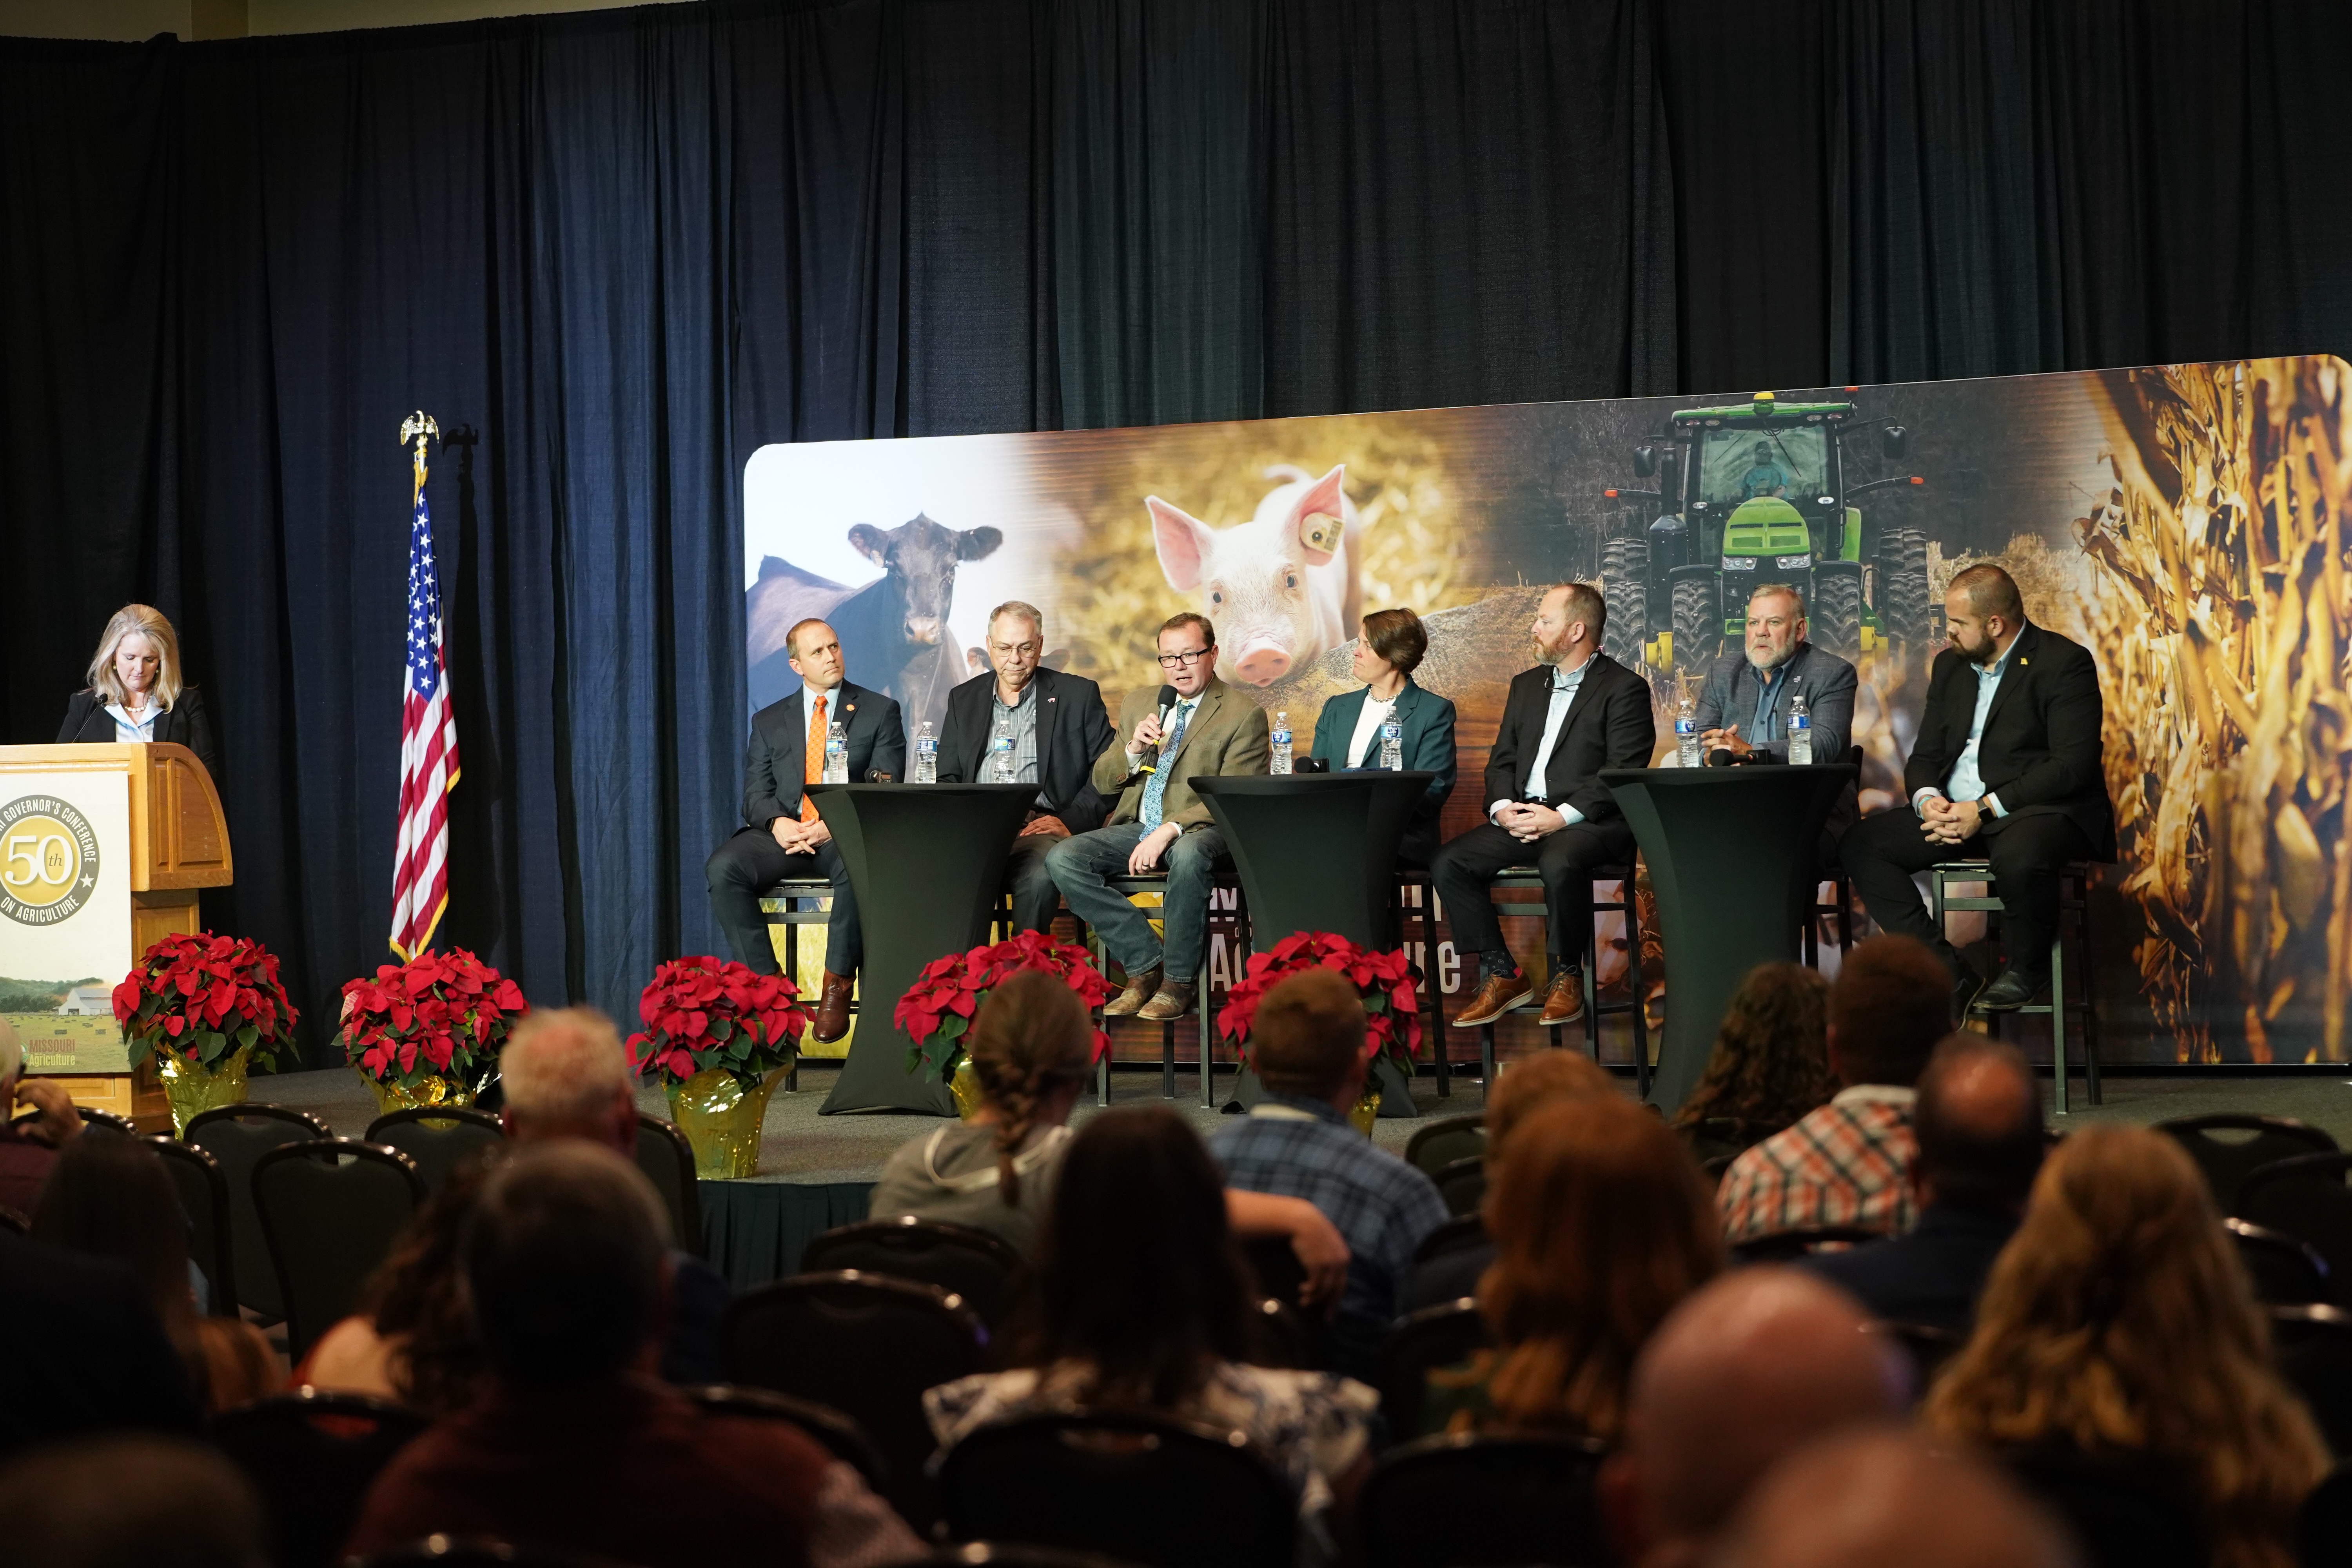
[{"xmin": 800, "ymin": 693, "xmax": 827, "ymax": 824}]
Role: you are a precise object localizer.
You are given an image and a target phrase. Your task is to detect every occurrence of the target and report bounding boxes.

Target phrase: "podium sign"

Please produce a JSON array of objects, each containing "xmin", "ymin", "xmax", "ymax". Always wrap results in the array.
[{"xmin": 0, "ymin": 744, "xmax": 231, "ymax": 1127}]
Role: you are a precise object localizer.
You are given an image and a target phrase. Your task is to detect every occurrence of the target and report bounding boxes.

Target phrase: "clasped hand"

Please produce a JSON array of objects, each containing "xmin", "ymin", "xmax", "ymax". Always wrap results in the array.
[
  {"xmin": 1495, "ymin": 802, "xmax": 1566, "ymax": 844},
  {"xmin": 1918, "ymin": 795, "xmax": 1981, "ymax": 846},
  {"xmin": 771, "ymin": 816, "xmax": 832, "ymax": 854},
  {"xmin": 1698, "ymin": 722, "xmax": 1751, "ymax": 757}
]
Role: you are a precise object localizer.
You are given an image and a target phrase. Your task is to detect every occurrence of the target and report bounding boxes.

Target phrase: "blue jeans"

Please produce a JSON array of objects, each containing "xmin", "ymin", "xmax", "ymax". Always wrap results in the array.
[{"xmin": 1045, "ymin": 821, "xmax": 1229, "ymax": 985}]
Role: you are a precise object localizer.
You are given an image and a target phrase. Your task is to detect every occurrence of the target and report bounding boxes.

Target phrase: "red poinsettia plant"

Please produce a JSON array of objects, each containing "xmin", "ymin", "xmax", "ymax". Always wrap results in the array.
[
  {"xmin": 112, "ymin": 931, "xmax": 300, "ymax": 1073},
  {"xmin": 339, "ymin": 947, "xmax": 527, "ymax": 1093},
  {"xmin": 625, "ymin": 956, "xmax": 809, "ymax": 1090},
  {"xmin": 1216, "ymin": 930, "xmax": 1423, "ymax": 1069},
  {"xmin": 895, "ymin": 928, "xmax": 1113, "ymax": 1082}
]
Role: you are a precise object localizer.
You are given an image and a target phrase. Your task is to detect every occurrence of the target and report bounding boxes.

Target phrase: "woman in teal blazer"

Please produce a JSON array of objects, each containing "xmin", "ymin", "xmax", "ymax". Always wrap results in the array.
[{"xmin": 1310, "ymin": 608, "xmax": 1458, "ymax": 866}]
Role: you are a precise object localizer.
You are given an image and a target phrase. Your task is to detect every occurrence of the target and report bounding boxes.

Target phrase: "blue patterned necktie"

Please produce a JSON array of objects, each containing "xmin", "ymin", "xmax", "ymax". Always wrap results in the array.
[{"xmin": 1138, "ymin": 699, "xmax": 1194, "ymax": 830}]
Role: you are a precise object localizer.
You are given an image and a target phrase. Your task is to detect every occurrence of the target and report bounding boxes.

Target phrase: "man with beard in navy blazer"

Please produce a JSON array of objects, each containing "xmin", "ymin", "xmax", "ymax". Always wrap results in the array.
[{"xmin": 706, "ymin": 619, "xmax": 904, "ymax": 1043}]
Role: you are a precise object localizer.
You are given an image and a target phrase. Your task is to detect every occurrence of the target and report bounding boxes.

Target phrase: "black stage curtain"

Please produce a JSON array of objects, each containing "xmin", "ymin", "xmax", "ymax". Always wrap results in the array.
[{"xmin": 2, "ymin": 0, "xmax": 2347, "ymax": 1056}]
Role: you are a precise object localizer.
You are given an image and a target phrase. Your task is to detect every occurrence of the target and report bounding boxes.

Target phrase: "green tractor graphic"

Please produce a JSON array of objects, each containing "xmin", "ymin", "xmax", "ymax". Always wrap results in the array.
[{"xmin": 1599, "ymin": 392, "xmax": 1932, "ymax": 676}]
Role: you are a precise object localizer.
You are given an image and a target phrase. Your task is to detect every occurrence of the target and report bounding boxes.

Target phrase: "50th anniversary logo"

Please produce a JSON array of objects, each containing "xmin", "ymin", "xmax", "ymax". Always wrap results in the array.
[{"xmin": 0, "ymin": 795, "xmax": 101, "ymax": 926}]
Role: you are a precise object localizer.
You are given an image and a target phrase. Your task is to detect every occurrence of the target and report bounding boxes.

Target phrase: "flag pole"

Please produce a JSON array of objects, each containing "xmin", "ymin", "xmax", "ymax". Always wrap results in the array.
[{"xmin": 390, "ymin": 410, "xmax": 454, "ymax": 962}]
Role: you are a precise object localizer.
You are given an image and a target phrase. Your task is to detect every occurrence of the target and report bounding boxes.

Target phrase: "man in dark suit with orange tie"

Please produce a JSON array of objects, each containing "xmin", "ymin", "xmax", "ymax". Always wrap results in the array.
[
  {"xmin": 1429, "ymin": 583, "xmax": 1657, "ymax": 1030},
  {"xmin": 1839, "ymin": 563, "xmax": 2116, "ymax": 1015},
  {"xmin": 705, "ymin": 619, "xmax": 905, "ymax": 1042}
]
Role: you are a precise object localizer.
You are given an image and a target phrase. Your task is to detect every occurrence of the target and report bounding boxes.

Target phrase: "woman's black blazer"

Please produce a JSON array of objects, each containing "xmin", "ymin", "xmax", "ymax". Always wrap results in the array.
[{"xmin": 58, "ymin": 688, "xmax": 222, "ymax": 788}]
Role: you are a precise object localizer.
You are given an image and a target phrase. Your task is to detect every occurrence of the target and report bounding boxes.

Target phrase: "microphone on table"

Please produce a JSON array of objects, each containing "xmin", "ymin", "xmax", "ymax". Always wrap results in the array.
[
  {"xmin": 1707, "ymin": 748, "xmax": 1740, "ymax": 769},
  {"xmin": 864, "ymin": 769, "xmax": 895, "ymax": 783}
]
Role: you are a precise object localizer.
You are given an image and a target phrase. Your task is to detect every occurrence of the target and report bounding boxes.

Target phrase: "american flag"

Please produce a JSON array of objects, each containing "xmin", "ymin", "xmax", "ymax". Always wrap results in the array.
[{"xmin": 389, "ymin": 458, "xmax": 459, "ymax": 958}]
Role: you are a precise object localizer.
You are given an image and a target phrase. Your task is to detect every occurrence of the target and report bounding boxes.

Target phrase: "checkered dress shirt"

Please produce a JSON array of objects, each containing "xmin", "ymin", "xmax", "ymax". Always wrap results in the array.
[
  {"xmin": 988, "ymin": 680, "xmax": 1049, "ymax": 806},
  {"xmin": 1210, "ymin": 1094, "xmax": 1448, "ymax": 1374},
  {"xmin": 1716, "ymin": 1086, "xmax": 1920, "ymax": 1245}
]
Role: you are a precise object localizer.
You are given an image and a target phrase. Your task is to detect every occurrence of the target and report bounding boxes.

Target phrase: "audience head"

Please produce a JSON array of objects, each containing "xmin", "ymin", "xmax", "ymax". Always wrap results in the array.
[
  {"xmin": 1478, "ymin": 1096, "xmax": 1724, "ymax": 1439},
  {"xmin": 1675, "ymin": 962, "xmax": 1834, "ymax": 1132},
  {"xmin": 1019, "ymin": 1106, "xmax": 1252, "ymax": 1406},
  {"xmin": 1485, "ymin": 1049, "xmax": 1617, "ymax": 1159},
  {"xmin": 500, "ymin": 1005, "xmax": 635, "ymax": 1152},
  {"xmin": 1926, "ymin": 1125, "xmax": 2327, "ymax": 1568},
  {"xmin": 358, "ymin": 1160, "xmax": 496, "ymax": 1416},
  {"xmin": 1602, "ymin": 1269, "xmax": 1907, "ymax": 1566},
  {"xmin": 1912, "ymin": 1034, "xmax": 2043, "ymax": 1211},
  {"xmin": 1826, "ymin": 936, "xmax": 1951, "ymax": 1089},
  {"xmin": 462, "ymin": 1142, "xmax": 672, "ymax": 1390},
  {"xmin": 1249, "ymin": 968, "xmax": 1369, "ymax": 1108},
  {"xmin": 31, "ymin": 1136, "xmax": 194, "ymax": 1339},
  {"xmin": 965, "ymin": 968, "xmax": 1096, "ymax": 1204},
  {"xmin": 0, "ymin": 1434, "xmax": 266, "ymax": 1568},
  {"xmin": 1707, "ymin": 1427, "xmax": 2078, "ymax": 1568}
]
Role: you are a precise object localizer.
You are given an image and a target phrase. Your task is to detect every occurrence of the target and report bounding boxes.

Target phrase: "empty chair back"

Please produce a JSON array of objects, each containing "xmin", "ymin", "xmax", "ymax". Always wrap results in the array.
[
  {"xmin": 2236, "ymin": 1152, "xmax": 2352, "ymax": 1302},
  {"xmin": 803, "ymin": 1217, "xmax": 1025, "ymax": 1330},
  {"xmin": 0, "ymin": 1204, "xmax": 26, "ymax": 1235},
  {"xmin": 1729, "ymin": 1224, "xmax": 1888, "ymax": 1265},
  {"xmin": 681, "ymin": 1383, "xmax": 889, "ymax": 1488},
  {"xmin": 144, "ymin": 1134, "xmax": 238, "ymax": 1316},
  {"xmin": 1379, "ymin": 1301, "xmax": 1488, "ymax": 1439},
  {"xmin": 251, "ymin": 1139, "xmax": 427, "ymax": 1360},
  {"xmin": 2156, "ymin": 1115, "xmax": 2339, "ymax": 1212},
  {"xmin": 2274, "ymin": 1305, "xmax": 2352, "ymax": 1459},
  {"xmin": 212, "ymin": 1388, "xmax": 427, "ymax": 1568},
  {"xmin": 936, "ymin": 1411, "xmax": 1295, "ymax": 1568},
  {"xmin": 187, "ymin": 1102, "xmax": 332, "ymax": 1318},
  {"xmin": 1357, "ymin": 1432, "xmax": 1610, "ymax": 1568},
  {"xmin": 1998, "ymin": 1445, "xmax": 2209, "ymax": 1568},
  {"xmin": 724, "ymin": 1270, "xmax": 987, "ymax": 1526},
  {"xmin": 365, "ymin": 1106, "xmax": 506, "ymax": 1193},
  {"xmin": 1240, "ymin": 1236, "xmax": 1329, "ymax": 1371},
  {"xmin": 1432, "ymin": 1156, "xmax": 1486, "ymax": 1218},
  {"xmin": 353, "ymin": 1543, "xmax": 610, "ymax": 1568},
  {"xmin": 1402, "ymin": 1114, "xmax": 1485, "ymax": 1179},
  {"xmin": 634, "ymin": 1112, "xmax": 704, "ymax": 1258},
  {"xmin": 2226, "ymin": 1218, "xmax": 2330, "ymax": 1307},
  {"xmin": 2304, "ymin": 1461, "xmax": 2352, "ymax": 1568},
  {"xmin": 923, "ymin": 1547, "xmax": 1145, "ymax": 1568}
]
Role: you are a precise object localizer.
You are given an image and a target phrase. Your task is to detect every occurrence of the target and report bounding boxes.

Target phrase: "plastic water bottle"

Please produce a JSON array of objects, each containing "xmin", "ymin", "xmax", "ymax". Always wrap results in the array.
[
  {"xmin": 1675, "ymin": 691, "xmax": 1700, "ymax": 768},
  {"xmin": 1380, "ymin": 715, "xmax": 1403, "ymax": 770},
  {"xmin": 1787, "ymin": 693, "xmax": 1813, "ymax": 766},
  {"xmin": 1270, "ymin": 711, "xmax": 1292, "ymax": 775},
  {"xmin": 913, "ymin": 721, "xmax": 938, "ymax": 784},
  {"xmin": 823, "ymin": 720, "xmax": 849, "ymax": 784},
  {"xmin": 989, "ymin": 711, "xmax": 1016, "ymax": 782}
]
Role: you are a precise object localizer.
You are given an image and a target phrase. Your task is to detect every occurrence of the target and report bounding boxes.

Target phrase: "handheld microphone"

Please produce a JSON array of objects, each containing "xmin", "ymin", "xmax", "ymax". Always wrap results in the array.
[
  {"xmin": 1708, "ymin": 748, "xmax": 1739, "ymax": 769},
  {"xmin": 1142, "ymin": 683, "xmax": 1179, "ymax": 769}
]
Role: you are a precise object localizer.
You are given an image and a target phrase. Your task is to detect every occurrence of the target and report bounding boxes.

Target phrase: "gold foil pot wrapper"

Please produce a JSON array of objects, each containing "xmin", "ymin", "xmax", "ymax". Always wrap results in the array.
[
  {"xmin": 1348, "ymin": 1087, "xmax": 1381, "ymax": 1137},
  {"xmin": 158, "ymin": 1045, "xmax": 252, "ymax": 1138},
  {"xmin": 667, "ymin": 1065, "xmax": 786, "ymax": 1179},
  {"xmin": 359, "ymin": 1069, "xmax": 476, "ymax": 1118},
  {"xmin": 949, "ymin": 1058, "xmax": 984, "ymax": 1120}
]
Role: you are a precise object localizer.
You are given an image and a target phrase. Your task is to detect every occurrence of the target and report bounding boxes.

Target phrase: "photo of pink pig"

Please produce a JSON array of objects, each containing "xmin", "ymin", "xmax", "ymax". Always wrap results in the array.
[{"xmin": 1145, "ymin": 463, "xmax": 1364, "ymax": 688}]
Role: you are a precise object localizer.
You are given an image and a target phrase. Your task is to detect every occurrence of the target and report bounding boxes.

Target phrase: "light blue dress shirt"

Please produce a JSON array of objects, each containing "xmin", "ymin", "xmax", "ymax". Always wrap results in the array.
[
  {"xmin": 1916, "ymin": 640, "xmax": 2016, "ymax": 817},
  {"xmin": 1138, "ymin": 695, "xmax": 1198, "ymax": 831},
  {"xmin": 1490, "ymin": 661, "xmax": 1591, "ymax": 828}
]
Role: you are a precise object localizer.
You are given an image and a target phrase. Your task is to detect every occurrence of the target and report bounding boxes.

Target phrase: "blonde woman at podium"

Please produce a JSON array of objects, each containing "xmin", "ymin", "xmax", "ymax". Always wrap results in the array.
[{"xmin": 57, "ymin": 604, "xmax": 221, "ymax": 786}]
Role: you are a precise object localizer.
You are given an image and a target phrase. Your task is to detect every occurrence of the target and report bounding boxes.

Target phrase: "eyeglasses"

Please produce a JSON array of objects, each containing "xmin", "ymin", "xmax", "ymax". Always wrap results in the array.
[{"xmin": 1155, "ymin": 648, "xmax": 1210, "ymax": 668}]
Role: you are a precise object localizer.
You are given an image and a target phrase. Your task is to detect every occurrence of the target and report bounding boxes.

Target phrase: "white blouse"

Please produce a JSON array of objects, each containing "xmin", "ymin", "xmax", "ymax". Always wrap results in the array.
[{"xmin": 105, "ymin": 701, "xmax": 160, "ymax": 744}]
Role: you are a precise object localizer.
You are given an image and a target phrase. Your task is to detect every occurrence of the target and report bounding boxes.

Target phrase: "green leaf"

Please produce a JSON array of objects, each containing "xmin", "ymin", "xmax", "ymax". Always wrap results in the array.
[{"xmin": 235, "ymin": 1022, "xmax": 260, "ymax": 1053}]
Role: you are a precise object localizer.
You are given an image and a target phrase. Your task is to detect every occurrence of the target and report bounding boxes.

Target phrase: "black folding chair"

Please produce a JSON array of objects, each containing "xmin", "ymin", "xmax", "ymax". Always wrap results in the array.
[
  {"xmin": 1729, "ymin": 1223, "xmax": 1887, "ymax": 1265},
  {"xmin": 802, "ymin": 1217, "xmax": 1025, "ymax": 1331},
  {"xmin": 144, "ymin": 1134, "xmax": 239, "ymax": 1317},
  {"xmin": 364, "ymin": 1105, "xmax": 506, "ymax": 1192},
  {"xmin": 0, "ymin": 1204, "xmax": 27, "ymax": 1235},
  {"xmin": 935, "ymin": 1411, "xmax": 1295, "ymax": 1568},
  {"xmin": 11, "ymin": 1105, "xmax": 137, "ymax": 1137},
  {"xmin": 1996, "ymin": 1445, "xmax": 2207, "ymax": 1568},
  {"xmin": 2236, "ymin": 1152, "xmax": 2352, "ymax": 1305},
  {"xmin": 1357, "ymin": 1431, "xmax": 1611, "ymax": 1568},
  {"xmin": 679, "ymin": 1383, "xmax": 890, "ymax": 1489},
  {"xmin": 2273, "ymin": 1304, "xmax": 2352, "ymax": 1459},
  {"xmin": 251, "ymin": 1138, "xmax": 428, "ymax": 1361},
  {"xmin": 1432, "ymin": 1156, "xmax": 1486, "ymax": 1218},
  {"xmin": 920, "ymin": 1547, "xmax": 1145, "ymax": 1568},
  {"xmin": 212, "ymin": 1388, "xmax": 428, "ymax": 1568},
  {"xmin": 634, "ymin": 1112, "xmax": 704, "ymax": 1259},
  {"xmin": 2303, "ymin": 1460, "xmax": 2352, "ymax": 1568},
  {"xmin": 1379, "ymin": 1300, "xmax": 1489, "ymax": 1440},
  {"xmin": 724, "ymin": 1270, "xmax": 987, "ymax": 1528},
  {"xmin": 1241, "ymin": 1236, "xmax": 1330, "ymax": 1370},
  {"xmin": 1401, "ymin": 1114, "xmax": 1485, "ymax": 1180},
  {"xmin": 2227, "ymin": 1218, "xmax": 2330, "ymax": 1307},
  {"xmin": 2156, "ymin": 1114, "xmax": 2339, "ymax": 1212},
  {"xmin": 352, "ymin": 1539, "xmax": 614, "ymax": 1568},
  {"xmin": 1402, "ymin": 1214, "xmax": 1492, "ymax": 1313},
  {"xmin": 1884, "ymin": 1321, "xmax": 1964, "ymax": 1390},
  {"xmin": 187, "ymin": 1102, "xmax": 332, "ymax": 1319}
]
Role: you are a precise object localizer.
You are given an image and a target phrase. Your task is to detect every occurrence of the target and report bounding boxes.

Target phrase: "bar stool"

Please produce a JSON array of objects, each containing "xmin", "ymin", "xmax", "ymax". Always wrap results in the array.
[
  {"xmin": 1802, "ymin": 749, "xmax": 1863, "ymax": 969},
  {"xmin": 1459, "ymin": 867, "xmax": 1651, "ymax": 1098},
  {"xmin": 1927, "ymin": 860, "xmax": 2102, "ymax": 1112},
  {"xmin": 1082, "ymin": 872, "xmax": 1245, "ymax": 1109},
  {"xmin": 1397, "ymin": 870, "xmax": 1445, "ymax": 1095},
  {"xmin": 759, "ymin": 877, "xmax": 851, "ymax": 1091}
]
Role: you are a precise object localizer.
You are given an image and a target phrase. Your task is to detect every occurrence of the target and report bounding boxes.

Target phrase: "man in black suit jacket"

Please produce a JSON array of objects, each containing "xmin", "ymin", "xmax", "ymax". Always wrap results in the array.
[
  {"xmin": 935, "ymin": 602, "xmax": 1117, "ymax": 933},
  {"xmin": 0, "ymin": 1230, "xmax": 200, "ymax": 1460},
  {"xmin": 1430, "ymin": 583, "xmax": 1657, "ymax": 1029},
  {"xmin": 706, "ymin": 619, "xmax": 905, "ymax": 1042},
  {"xmin": 1840, "ymin": 563, "xmax": 2116, "ymax": 1013}
]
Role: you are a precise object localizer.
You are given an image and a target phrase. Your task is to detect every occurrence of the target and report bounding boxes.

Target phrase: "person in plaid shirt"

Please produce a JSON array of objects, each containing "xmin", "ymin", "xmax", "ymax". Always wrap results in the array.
[
  {"xmin": 1717, "ymin": 936, "xmax": 1955, "ymax": 1245},
  {"xmin": 1211, "ymin": 969, "xmax": 1447, "ymax": 1379}
]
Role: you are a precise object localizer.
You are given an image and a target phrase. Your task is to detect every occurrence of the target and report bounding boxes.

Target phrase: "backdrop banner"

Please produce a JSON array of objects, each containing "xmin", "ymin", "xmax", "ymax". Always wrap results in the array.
[{"xmin": 747, "ymin": 355, "xmax": 2352, "ymax": 1068}]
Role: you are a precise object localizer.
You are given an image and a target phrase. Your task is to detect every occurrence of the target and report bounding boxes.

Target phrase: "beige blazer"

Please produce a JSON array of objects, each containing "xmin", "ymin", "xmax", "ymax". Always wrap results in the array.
[{"xmin": 1092, "ymin": 676, "xmax": 1270, "ymax": 830}]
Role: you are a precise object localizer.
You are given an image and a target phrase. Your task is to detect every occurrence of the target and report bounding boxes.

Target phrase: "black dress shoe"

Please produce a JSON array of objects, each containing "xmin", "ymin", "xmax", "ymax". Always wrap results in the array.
[{"xmin": 1976, "ymin": 970, "xmax": 2046, "ymax": 1012}]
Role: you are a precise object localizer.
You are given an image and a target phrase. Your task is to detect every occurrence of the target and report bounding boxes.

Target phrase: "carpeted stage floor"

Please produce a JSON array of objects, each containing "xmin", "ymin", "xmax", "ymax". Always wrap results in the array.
[{"xmin": 252, "ymin": 1056, "xmax": 2352, "ymax": 1290}]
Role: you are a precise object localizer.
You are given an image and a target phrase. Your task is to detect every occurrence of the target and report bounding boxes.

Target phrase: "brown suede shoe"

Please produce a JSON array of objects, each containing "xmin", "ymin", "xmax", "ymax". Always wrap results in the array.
[
  {"xmin": 1103, "ymin": 965, "xmax": 1163, "ymax": 1018},
  {"xmin": 1450, "ymin": 970, "xmax": 1534, "ymax": 1028},
  {"xmin": 1537, "ymin": 967, "xmax": 1585, "ymax": 1027},
  {"xmin": 1137, "ymin": 980, "xmax": 1198, "ymax": 1023},
  {"xmin": 812, "ymin": 969, "xmax": 855, "ymax": 1044}
]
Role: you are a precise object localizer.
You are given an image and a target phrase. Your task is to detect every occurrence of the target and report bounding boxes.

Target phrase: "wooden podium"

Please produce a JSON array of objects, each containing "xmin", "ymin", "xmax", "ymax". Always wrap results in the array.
[{"xmin": 0, "ymin": 743, "xmax": 232, "ymax": 1128}]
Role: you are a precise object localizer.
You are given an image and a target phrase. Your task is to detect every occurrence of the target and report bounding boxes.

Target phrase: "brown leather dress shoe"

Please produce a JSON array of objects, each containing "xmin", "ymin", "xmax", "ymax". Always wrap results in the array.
[
  {"xmin": 1138, "ymin": 980, "xmax": 1198, "ymax": 1023},
  {"xmin": 1103, "ymin": 965, "xmax": 1163, "ymax": 1018},
  {"xmin": 1537, "ymin": 967, "xmax": 1585, "ymax": 1026},
  {"xmin": 1450, "ymin": 970, "xmax": 1534, "ymax": 1028},
  {"xmin": 812, "ymin": 969, "xmax": 855, "ymax": 1043}
]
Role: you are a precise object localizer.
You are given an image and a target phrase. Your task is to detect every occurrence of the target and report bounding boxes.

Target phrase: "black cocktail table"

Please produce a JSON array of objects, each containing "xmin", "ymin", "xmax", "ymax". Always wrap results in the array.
[
  {"xmin": 808, "ymin": 782, "xmax": 1041, "ymax": 1114},
  {"xmin": 1599, "ymin": 765, "xmax": 1858, "ymax": 1113}
]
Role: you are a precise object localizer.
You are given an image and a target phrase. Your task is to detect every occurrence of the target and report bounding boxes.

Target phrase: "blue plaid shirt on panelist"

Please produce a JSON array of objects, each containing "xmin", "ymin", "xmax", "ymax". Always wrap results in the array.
[{"xmin": 1209, "ymin": 1093, "xmax": 1449, "ymax": 1379}]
